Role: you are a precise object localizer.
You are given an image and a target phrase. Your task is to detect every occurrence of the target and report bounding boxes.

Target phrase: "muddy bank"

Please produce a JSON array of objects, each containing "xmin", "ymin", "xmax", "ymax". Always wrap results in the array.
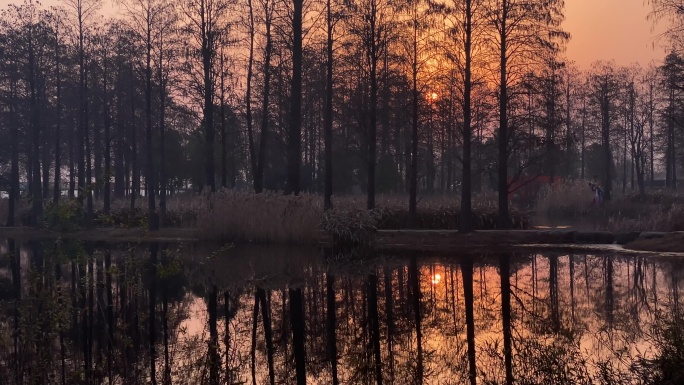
[
  {"xmin": 373, "ymin": 229, "xmax": 674, "ymax": 252},
  {"xmin": 624, "ymin": 232, "xmax": 684, "ymax": 252},
  {"xmin": 0, "ymin": 226, "xmax": 200, "ymax": 243}
]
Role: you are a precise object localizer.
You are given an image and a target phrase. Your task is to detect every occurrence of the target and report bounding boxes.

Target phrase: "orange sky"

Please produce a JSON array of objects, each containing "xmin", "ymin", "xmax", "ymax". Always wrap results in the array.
[
  {"xmin": 0, "ymin": 0, "xmax": 672, "ymax": 68},
  {"xmin": 564, "ymin": 0, "xmax": 669, "ymax": 68}
]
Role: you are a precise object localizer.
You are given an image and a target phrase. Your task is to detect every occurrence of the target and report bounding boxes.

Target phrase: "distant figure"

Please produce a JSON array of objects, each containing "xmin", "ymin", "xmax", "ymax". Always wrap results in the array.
[{"xmin": 589, "ymin": 177, "xmax": 603, "ymax": 207}]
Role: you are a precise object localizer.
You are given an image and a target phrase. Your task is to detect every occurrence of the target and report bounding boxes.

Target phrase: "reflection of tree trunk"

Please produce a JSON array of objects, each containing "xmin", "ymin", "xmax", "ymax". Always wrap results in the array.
[
  {"xmin": 368, "ymin": 274, "xmax": 383, "ymax": 385},
  {"xmin": 549, "ymin": 256, "xmax": 560, "ymax": 333},
  {"xmin": 605, "ymin": 257, "xmax": 614, "ymax": 327},
  {"xmin": 9, "ymin": 239, "xmax": 22, "ymax": 384},
  {"xmin": 208, "ymin": 286, "xmax": 219, "ymax": 385},
  {"xmin": 569, "ymin": 255, "xmax": 575, "ymax": 324},
  {"xmin": 500, "ymin": 255, "xmax": 513, "ymax": 385},
  {"xmin": 257, "ymin": 288, "xmax": 276, "ymax": 385},
  {"xmin": 163, "ymin": 285, "xmax": 170, "ymax": 385},
  {"xmin": 326, "ymin": 273, "xmax": 339, "ymax": 385},
  {"xmin": 409, "ymin": 257, "xmax": 424, "ymax": 384},
  {"xmin": 462, "ymin": 258, "xmax": 476, "ymax": 385},
  {"xmin": 149, "ymin": 244, "xmax": 158, "ymax": 385},
  {"xmin": 224, "ymin": 291, "xmax": 231, "ymax": 384},
  {"xmin": 384, "ymin": 266, "xmax": 395, "ymax": 381},
  {"xmin": 290, "ymin": 288, "xmax": 307, "ymax": 385},
  {"xmin": 251, "ymin": 291, "xmax": 260, "ymax": 385}
]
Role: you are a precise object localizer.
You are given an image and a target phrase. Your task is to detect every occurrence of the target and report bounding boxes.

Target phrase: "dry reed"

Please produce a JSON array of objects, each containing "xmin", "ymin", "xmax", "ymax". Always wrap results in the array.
[{"xmin": 196, "ymin": 189, "xmax": 324, "ymax": 243}]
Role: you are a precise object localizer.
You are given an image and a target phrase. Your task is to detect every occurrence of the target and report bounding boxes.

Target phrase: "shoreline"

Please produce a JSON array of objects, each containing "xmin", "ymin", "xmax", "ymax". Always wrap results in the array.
[{"xmin": 0, "ymin": 226, "xmax": 681, "ymax": 253}]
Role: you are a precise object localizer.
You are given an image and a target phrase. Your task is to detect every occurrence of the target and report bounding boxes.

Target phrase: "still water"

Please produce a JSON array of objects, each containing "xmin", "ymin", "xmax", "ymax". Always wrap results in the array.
[{"xmin": 0, "ymin": 239, "xmax": 681, "ymax": 384}]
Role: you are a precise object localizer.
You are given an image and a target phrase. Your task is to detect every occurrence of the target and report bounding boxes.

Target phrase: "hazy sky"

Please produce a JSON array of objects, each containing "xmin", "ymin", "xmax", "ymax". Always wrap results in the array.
[
  {"xmin": 0, "ymin": 0, "xmax": 672, "ymax": 68},
  {"xmin": 564, "ymin": 0, "xmax": 669, "ymax": 68}
]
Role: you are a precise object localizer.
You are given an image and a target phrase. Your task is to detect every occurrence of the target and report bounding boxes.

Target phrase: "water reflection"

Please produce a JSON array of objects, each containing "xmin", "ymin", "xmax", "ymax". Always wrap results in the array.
[{"xmin": 0, "ymin": 239, "xmax": 681, "ymax": 384}]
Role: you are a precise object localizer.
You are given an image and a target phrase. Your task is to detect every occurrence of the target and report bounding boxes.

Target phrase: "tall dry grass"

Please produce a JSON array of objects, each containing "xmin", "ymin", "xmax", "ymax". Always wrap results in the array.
[
  {"xmin": 0, "ymin": 198, "xmax": 7, "ymax": 226},
  {"xmin": 535, "ymin": 180, "xmax": 597, "ymax": 217},
  {"xmin": 607, "ymin": 203, "xmax": 684, "ymax": 233},
  {"xmin": 196, "ymin": 190, "xmax": 324, "ymax": 243}
]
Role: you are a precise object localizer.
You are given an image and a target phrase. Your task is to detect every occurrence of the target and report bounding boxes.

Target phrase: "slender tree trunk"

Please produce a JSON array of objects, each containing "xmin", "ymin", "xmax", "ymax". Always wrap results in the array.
[
  {"xmin": 103, "ymin": 50, "xmax": 111, "ymax": 214},
  {"xmin": 54, "ymin": 29, "xmax": 62, "ymax": 203},
  {"xmin": 246, "ymin": 0, "xmax": 258, "ymax": 190},
  {"xmin": 202, "ymin": 3, "xmax": 216, "ymax": 192},
  {"xmin": 159, "ymin": 47, "xmax": 168, "ymax": 226},
  {"xmin": 367, "ymin": 0, "xmax": 379, "ymax": 210},
  {"xmin": 130, "ymin": 61, "xmax": 138, "ymax": 210},
  {"xmin": 324, "ymin": 0, "xmax": 334, "ymax": 210},
  {"xmin": 460, "ymin": 0, "xmax": 473, "ymax": 233},
  {"xmin": 409, "ymin": 14, "xmax": 419, "ymax": 226},
  {"xmin": 7, "ymin": 63, "xmax": 18, "ymax": 227},
  {"xmin": 497, "ymin": 3, "xmax": 510, "ymax": 228},
  {"xmin": 255, "ymin": 3, "xmax": 272, "ymax": 193},
  {"xmin": 287, "ymin": 0, "xmax": 303, "ymax": 195},
  {"xmin": 28, "ymin": 34, "xmax": 43, "ymax": 226},
  {"xmin": 220, "ymin": 52, "xmax": 228, "ymax": 189},
  {"xmin": 145, "ymin": 32, "xmax": 157, "ymax": 230}
]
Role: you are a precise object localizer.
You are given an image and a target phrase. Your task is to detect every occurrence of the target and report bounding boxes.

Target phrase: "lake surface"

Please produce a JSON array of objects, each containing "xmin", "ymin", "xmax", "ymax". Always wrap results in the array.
[{"xmin": 0, "ymin": 239, "xmax": 681, "ymax": 384}]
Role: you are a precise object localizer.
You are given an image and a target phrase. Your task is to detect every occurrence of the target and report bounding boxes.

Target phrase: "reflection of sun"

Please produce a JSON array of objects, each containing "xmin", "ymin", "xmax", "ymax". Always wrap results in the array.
[
  {"xmin": 431, "ymin": 92, "xmax": 438, "ymax": 100},
  {"xmin": 431, "ymin": 273, "xmax": 442, "ymax": 285}
]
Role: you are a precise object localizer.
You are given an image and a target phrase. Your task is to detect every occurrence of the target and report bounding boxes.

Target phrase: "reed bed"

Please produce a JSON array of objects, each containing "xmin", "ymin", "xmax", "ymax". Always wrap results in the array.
[
  {"xmin": 0, "ymin": 198, "xmax": 6, "ymax": 225},
  {"xmin": 196, "ymin": 190, "xmax": 324, "ymax": 243},
  {"xmin": 607, "ymin": 203, "xmax": 684, "ymax": 233}
]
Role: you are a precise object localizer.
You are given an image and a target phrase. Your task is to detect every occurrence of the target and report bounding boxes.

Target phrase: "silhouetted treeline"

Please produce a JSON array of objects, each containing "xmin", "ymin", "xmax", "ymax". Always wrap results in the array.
[{"xmin": 0, "ymin": 0, "xmax": 682, "ymax": 229}]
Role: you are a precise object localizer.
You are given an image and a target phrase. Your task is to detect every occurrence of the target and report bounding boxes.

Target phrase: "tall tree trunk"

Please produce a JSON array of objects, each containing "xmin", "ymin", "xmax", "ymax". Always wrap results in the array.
[
  {"xmin": 54, "ymin": 29, "xmax": 62, "ymax": 203},
  {"xmin": 146, "ymin": 32, "xmax": 157, "ymax": 230},
  {"xmin": 7, "ymin": 62, "xmax": 18, "ymax": 227},
  {"xmin": 246, "ymin": 0, "xmax": 258, "ymax": 190},
  {"xmin": 159, "ymin": 46, "xmax": 168, "ymax": 226},
  {"xmin": 324, "ymin": 0, "xmax": 334, "ymax": 210},
  {"xmin": 103, "ymin": 50, "xmax": 111, "ymax": 214},
  {"xmin": 497, "ymin": 3, "xmax": 510, "ymax": 228},
  {"xmin": 460, "ymin": 0, "xmax": 473, "ymax": 233},
  {"xmin": 28, "ymin": 33, "xmax": 43, "ymax": 226},
  {"xmin": 367, "ymin": 0, "xmax": 379, "ymax": 210},
  {"xmin": 220, "ymin": 51, "xmax": 228, "ymax": 189},
  {"xmin": 202, "ymin": 3, "xmax": 216, "ymax": 192},
  {"xmin": 130, "ymin": 61, "xmax": 138, "ymax": 210},
  {"xmin": 409, "ymin": 14, "xmax": 419, "ymax": 226},
  {"xmin": 255, "ymin": 3, "xmax": 272, "ymax": 193},
  {"xmin": 287, "ymin": 0, "xmax": 304, "ymax": 195}
]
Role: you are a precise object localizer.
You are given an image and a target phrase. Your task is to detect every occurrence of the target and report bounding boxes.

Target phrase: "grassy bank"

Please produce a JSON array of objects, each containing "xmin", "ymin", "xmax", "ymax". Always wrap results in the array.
[
  {"xmin": 2, "ymin": 190, "xmax": 529, "ymax": 244},
  {"xmin": 535, "ymin": 180, "xmax": 684, "ymax": 232}
]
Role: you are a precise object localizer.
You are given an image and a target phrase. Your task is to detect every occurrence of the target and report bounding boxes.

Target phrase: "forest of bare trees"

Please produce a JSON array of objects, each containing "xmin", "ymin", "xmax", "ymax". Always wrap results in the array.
[{"xmin": 0, "ymin": 0, "xmax": 683, "ymax": 229}]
